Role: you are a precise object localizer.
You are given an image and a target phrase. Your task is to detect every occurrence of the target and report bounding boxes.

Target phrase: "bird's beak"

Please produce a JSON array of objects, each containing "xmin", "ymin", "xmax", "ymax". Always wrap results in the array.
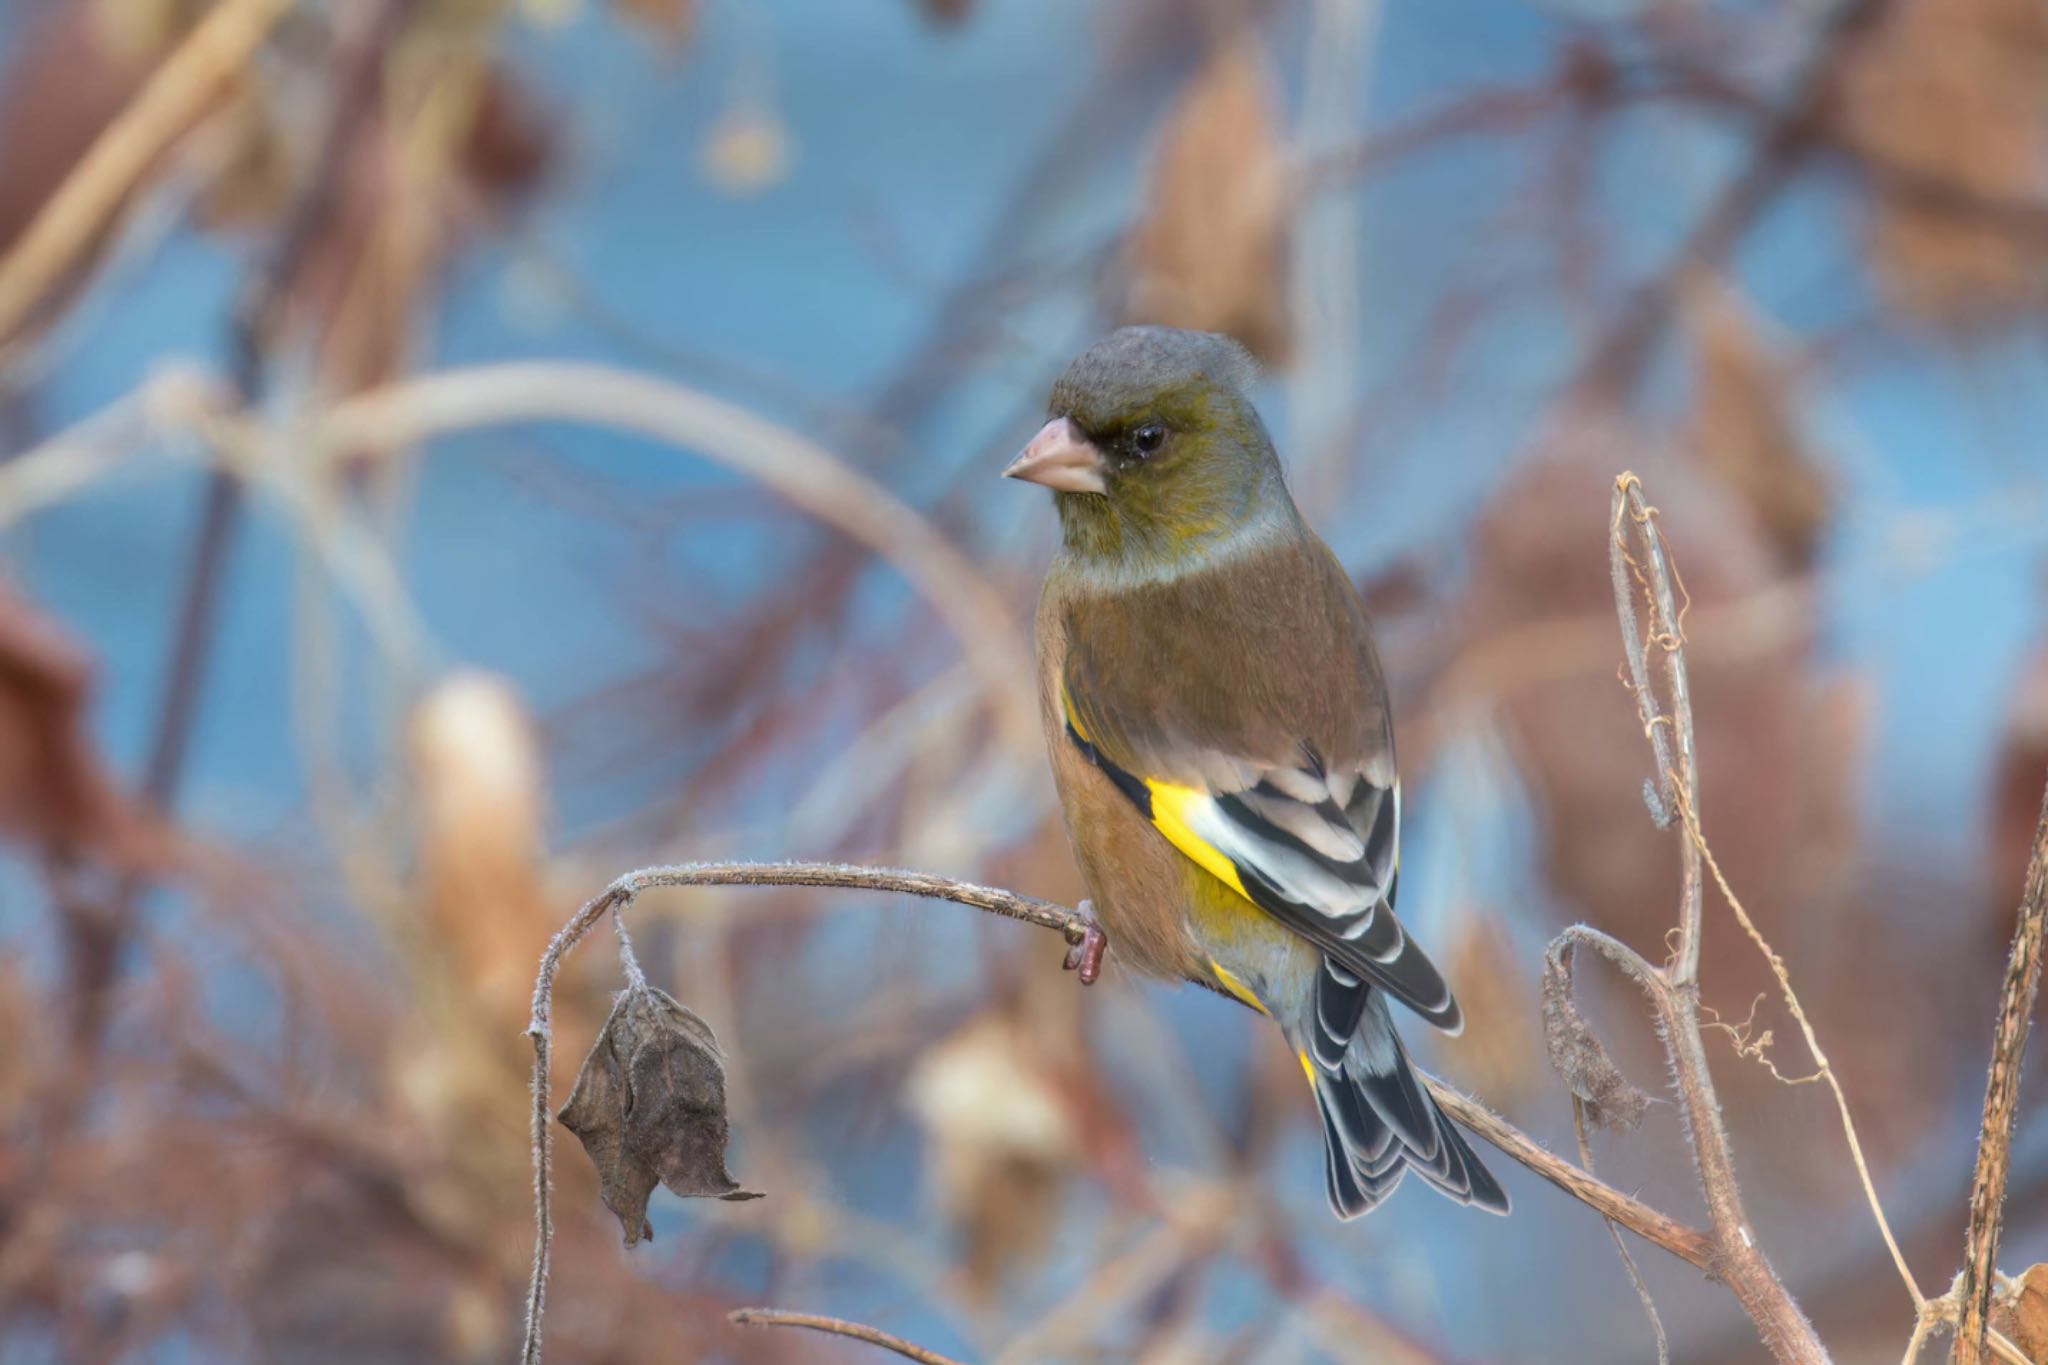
[{"xmin": 1003, "ymin": 418, "xmax": 1107, "ymax": 495}]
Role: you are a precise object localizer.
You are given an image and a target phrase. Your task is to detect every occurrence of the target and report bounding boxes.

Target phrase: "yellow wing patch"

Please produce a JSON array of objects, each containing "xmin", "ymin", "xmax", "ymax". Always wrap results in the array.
[
  {"xmin": 1147, "ymin": 780, "xmax": 1250, "ymax": 898},
  {"xmin": 1297, "ymin": 1049, "xmax": 1318, "ymax": 1088},
  {"xmin": 1061, "ymin": 683, "xmax": 1252, "ymax": 900}
]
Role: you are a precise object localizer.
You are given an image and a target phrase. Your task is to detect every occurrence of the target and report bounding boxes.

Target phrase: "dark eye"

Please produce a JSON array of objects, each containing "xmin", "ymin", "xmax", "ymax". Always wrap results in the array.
[{"xmin": 1131, "ymin": 423, "xmax": 1167, "ymax": 457}]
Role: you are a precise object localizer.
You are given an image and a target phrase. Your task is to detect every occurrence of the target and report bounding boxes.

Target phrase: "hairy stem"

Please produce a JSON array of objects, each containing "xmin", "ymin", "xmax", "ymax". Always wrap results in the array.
[{"xmin": 1955, "ymin": 781, "xmax": 2048, "ymax": 1365}]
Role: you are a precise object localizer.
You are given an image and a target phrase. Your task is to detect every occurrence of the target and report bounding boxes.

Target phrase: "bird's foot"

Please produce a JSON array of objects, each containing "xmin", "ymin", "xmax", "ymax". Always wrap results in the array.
[{"xmin": 1062, "ymin": 901, "xmax": 1107, "ymax": 985}]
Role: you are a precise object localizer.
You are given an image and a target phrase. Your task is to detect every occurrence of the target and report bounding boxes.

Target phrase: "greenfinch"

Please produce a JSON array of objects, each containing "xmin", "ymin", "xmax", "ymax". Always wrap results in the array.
[{"xmin": 1007, "ymin": 327, "xmax": 1507, "ymax": 1219}]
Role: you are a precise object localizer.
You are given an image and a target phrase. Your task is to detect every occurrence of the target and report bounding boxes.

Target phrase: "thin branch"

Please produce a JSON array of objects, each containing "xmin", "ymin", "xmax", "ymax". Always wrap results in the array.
[
  {"xmin": 1605, "ymin": 473, "xmax": 1829, "ymax": 1363},
  {"xmin": 0, "ymin": 0, "xmax": 291, "ymax": 346},
  {"xmin": 728, "ymin": 1309, "xmax": 967, "ymax": 1365},
  {"xmin": 1955, "ymin": 781, "xmax": 2048, "ymax": 1365},
  {"xmin": 521, "ymin": 862, "xmax": 1085, "ymax": 1365},
  {"xmin": 1675, "ymin": 784, "xmax": 1923, "ymax": 1313},
  {"xmin": 1610, "ymin": 474, "xmax": 1699, "ymax": 973},
  {"xmin": 312, "ymin": 363, "xmax": 1043, "ymax": 766},
  {"xmin": 1422, "ymin": 1081, "xmax": 1715, "ymax": 1272},
  {"xmin": 518, "ymin": 860, "xmax": 1722, "ymax": 1362},
  {"xmin": 1567, "ymin": 0, "xmax": 1893, "ymax": 407},
  {"xmin": 1575, "ymin": 1097, "xmax": 1669, "ymax": 1365}
]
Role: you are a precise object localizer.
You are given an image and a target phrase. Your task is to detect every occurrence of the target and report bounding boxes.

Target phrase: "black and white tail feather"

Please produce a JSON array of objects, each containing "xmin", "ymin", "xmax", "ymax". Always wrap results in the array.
[{"xmin": 1299, "ymin": 960, "xmax": 1508, "ymax": 1218}]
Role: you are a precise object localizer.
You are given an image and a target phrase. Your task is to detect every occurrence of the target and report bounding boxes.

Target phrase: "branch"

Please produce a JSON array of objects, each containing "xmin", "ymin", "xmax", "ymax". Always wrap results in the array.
[
  {"xmin": 1602, "ymin": 474, "xmax": 1830, "ymax": 1363},
  {"xmin": 517, "ymin": 860, "xmax": 1724, "ymax": 1363},
  {"xmin": 1955, "ymin": 781, "xmax": 2048, "ymax": 1365},
  {"xmin": 521, "ymin": 862, "xmax": 1084, "ymax": 1365},
  {"xmin": 0, "ymin": 0, "xmax": 291, "ymax": 346},
  {"xmin": 313, "ymin": 364, "xmax": 1043, "ymax": 766},
  {"xmin": 729, "ymin": 1308, "xmax": 966, "ymax": 1365},
  {"xmin": 1425, "ymin": 1081, "xmax": 1714, "ymax": 1272}
]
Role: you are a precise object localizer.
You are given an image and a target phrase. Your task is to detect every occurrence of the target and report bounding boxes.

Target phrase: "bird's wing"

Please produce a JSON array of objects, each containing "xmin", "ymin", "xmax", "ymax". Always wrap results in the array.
[
  {"xmin": 1058, "ymin": 679, "xmax": 1460, "ymax": 1033},
  {"xmin": 1052, "ymin": 531, "xmax": 1460, "ymax": 1029}
]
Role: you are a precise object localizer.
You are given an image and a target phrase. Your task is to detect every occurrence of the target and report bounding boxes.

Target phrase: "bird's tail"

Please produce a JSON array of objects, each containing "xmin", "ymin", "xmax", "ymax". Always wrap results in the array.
[{"xmin": 1296, "ymin": 961, "xmax": 1509, "ymax": 1219}]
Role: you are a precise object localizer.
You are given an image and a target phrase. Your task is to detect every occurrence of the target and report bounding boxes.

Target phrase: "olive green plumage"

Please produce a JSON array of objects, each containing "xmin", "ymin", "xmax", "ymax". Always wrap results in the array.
[{"xmin": 1012, "ymin": 326, "xmax": 1508, "ymax": 1219}]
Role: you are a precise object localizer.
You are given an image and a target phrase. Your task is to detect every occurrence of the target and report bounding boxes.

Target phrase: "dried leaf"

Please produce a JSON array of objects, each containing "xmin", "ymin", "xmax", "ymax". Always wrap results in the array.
[
  {"xmin": 905, "ymin": 1006, "xmax": 1078, "ymax": 1298},
  {"xmin": 0, "ymin": 580, "xmax": 144, "ymax": 863},
  {"xmin": 1991, "ymin": 1264, "xmax": 2048, "ymax": 1362},
  {"xmin": 558, "ymin": 984, "xmax": 762, "ymax": 1247},
  {"xmin": 1838, "ymin": 0, "xmax": 2048, "ymax": 329},
  {"xmin": 1685, "ymin": 280, "xmax": 1832, "ymax": 569},
  {"xmin": 1541, "ymin": 937, "xmax": 1650, "ymax": 1132},
  {"xmin": 408, "ymin": 672, "xmax": 553, "ymax": 1023},
  {"xmin": 1124, "ymin": 33, "xmax": 1292, "ymax": 363},
  {"xmin": 0, "ymin": 4, "xmax": 150, "ymax": 345},
  {"xmin": 612, "ymin": 0, "xmax": 696, "ymax": 51}
]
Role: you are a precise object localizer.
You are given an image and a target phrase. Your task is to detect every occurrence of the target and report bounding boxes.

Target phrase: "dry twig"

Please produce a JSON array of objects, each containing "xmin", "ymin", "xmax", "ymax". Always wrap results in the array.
[
  {"xmin": 1955, "ymin": 784, "xmax": 2048, "ymax": 1365},
  {"xmin": 729, "ymin": 1308, "xmax": 967, "ymax": 1365},
  {"xmin": 1593, "ymin": 472, "xmax": 1829, "ymax": 1363}
]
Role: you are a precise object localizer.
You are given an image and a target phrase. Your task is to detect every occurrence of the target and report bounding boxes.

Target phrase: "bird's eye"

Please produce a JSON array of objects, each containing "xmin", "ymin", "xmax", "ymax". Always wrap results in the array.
[{"xmin": 1131, "ymin": 423, "xmax": 1167, "ymax": 457}]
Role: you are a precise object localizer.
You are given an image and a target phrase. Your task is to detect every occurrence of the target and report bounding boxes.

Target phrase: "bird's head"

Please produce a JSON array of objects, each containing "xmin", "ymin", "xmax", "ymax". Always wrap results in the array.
[{"xmin": 1005, "ymin": 327, "xmax": 1289, "ymax": 567}]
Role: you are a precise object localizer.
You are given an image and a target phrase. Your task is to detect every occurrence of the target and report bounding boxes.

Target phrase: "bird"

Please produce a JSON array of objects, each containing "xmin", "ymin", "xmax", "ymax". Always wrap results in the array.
[{"xmin": 1004, "ymin": 326, "xmax": 1508, "ymax": 1220}]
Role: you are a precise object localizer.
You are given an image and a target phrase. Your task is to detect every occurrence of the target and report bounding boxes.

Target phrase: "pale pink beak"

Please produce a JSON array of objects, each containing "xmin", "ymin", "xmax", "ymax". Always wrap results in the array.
[{"xmin": 1003, "ymin": 417, "xmax": 1107, "ymax": 495}]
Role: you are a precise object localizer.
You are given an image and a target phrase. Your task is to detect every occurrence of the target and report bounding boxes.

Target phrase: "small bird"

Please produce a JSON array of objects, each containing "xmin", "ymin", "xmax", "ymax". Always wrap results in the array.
[{"xmin": 1005, "ymin": 326, "xmax": 1507, "ymax": 1219}]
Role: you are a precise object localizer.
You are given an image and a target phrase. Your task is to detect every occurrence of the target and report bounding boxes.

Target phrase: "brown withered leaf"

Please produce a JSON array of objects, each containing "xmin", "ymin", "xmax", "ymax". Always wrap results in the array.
[
  {"xmin": 1991, "ymin": 1264, "xmax": 2048, "ymax": 1362},
  {"xmin": 1684, "ymin": 280, "xmax": 1833, "ymax": 570},
  {"xmin": 905, "ymin": 1003, "xmax": 1079, "ymax": 1300},
  {"xmin": 0, "ymin": 580, "xmax": 144, "ymax": 863},
  {"xmin": 613, "ymin": 0, "xmax": 696, "ymax": 51},
  {"xmin": 558, "ymin": 985, "xmax": 762, "ymax": 1246},
  {"xmin": 1540, "ymin": 936, "xmax": 1649, "ymax": 1132},
  {"xmin": 1837, "ymin": 0, "xmax": 2048, "ymax": 329},
  {"xmin": 1124, "ymin": 32, "xmax": 1292, "ymax": 363},
  {"xmin": 407, "ymin": 672, "xmax": 554, "ymax": 1025}
]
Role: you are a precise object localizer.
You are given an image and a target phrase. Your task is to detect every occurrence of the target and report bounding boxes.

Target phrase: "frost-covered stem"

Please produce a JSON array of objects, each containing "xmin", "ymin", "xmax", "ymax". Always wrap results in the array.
[
  {"xmin": 519, "ymin": 861, "xmax": 1724, "ymax": 1361},
  {"xmin": 520, "ymin": 864, "xmax": 1087, "ymax": 1364}
]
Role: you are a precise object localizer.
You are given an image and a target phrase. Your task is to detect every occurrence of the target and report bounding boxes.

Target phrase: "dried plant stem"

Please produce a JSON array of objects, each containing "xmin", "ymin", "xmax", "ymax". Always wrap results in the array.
[
  {"xmin": 729, "ymin": 1308, "xmax": 967, "ymax": 1364},
  {"xmin": 1954, "ymin": 782, "xmax": 2048, "ymax": 1365},
  {"xmin": 1604, "ymin": 473, "xmax": 1828, "ymax": 1363},
  {"xmin": 1574, "ymin": 1098, "xmax": 1669, "ymax": 1365},
  {"xmin": 0, "ymin": 0, "xmax": 290, "ymax": 345},
  {"xmin": 518, "ymin": 859, "xmax": 1730, "ymax": 1363},
  {"xmin": 1424, "ymin": 1082, "xmax": 1715, "ymax": 1272},
  {"xmin": 522, "ymin": 863, "xmax": 1087, "ymax": 1365},
  {"xmin": 1677, "ymin": 785, "xmax": 1923, "ymax": 1314}
]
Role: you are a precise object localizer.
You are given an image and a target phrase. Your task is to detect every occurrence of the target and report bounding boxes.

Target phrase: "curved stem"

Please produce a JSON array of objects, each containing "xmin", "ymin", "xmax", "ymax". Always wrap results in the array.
[
  {"xmin": 729, "ymin": 1308, "xmax": 966, "ymax": 1365},
  {"xmin": 519, "ymin": 860, "xmax": 1719, "ymax": 1362}
]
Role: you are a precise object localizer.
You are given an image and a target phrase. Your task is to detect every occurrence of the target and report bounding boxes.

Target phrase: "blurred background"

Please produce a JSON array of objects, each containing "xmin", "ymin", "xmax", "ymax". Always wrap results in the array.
[{"xmin": 0, "ymin": 0, "xmax": 2045, "ymax": 1361}]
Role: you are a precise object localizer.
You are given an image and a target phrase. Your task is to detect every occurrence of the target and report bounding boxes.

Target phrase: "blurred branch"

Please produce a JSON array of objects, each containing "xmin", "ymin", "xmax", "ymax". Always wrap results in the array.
[
  {"xmin": 728, "ymin": 1308, "xmax": 966, "ymax": 1364},
  {"xmin": 1954, "ymin": 782, "xmax": 2048, "ymax": 1365},
  {"xmin": 62, "ymin": 0, "xmax": 415, "ymax": 1070},
  {"xmin": 0, "ymin": 0, "xmax": 290, "ymax": 347},
  {"xmin": 315, "ymin": 363, "xmax": 1043, "ymax": 765},
  {"xmin": 1572, "ymin": 0, "xmax": 1894, "ymax": 406}
]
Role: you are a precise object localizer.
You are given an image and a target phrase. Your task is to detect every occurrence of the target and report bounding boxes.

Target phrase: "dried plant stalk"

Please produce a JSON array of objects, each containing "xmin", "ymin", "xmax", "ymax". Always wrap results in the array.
[{"xmin": 1956, "ymin": 784, "xmax": 2048, "ymax": 1365}]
